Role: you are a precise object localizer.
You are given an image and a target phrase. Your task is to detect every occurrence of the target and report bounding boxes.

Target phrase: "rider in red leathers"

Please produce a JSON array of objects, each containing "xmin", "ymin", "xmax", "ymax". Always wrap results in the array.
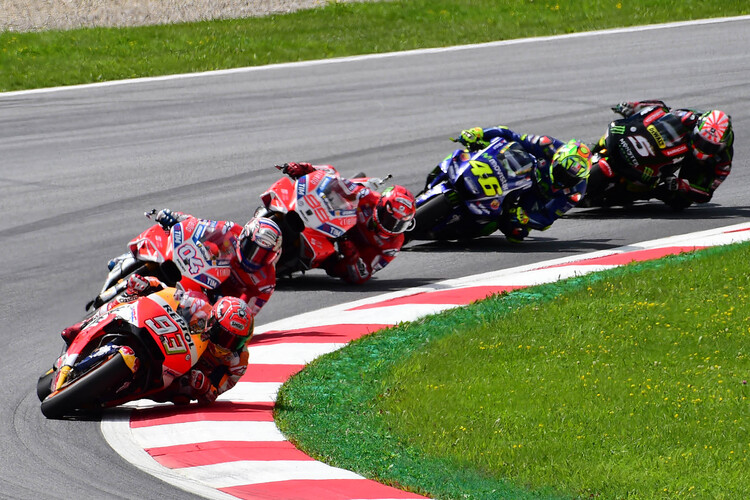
[
  {"xmin": 149, "ymin": 210, "xmax": 282, "ymax": 314},
  {"xmin": 165, "ymin": 296, "xmax": 254, "ymax": 404},
  {"xmin": 279, "ymin": 162, "xmax": 416, "ymax": 284},
  {"xmin": 60, "ymin": 278, "xmax": 254, "ymax": 405}
]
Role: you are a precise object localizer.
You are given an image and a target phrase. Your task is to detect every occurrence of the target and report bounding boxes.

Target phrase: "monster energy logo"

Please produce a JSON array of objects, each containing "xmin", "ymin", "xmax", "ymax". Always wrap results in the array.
[
  {"xmin": 641, "ymin": 167, "xmax": 655, "ymax": 181},
  {"xmin": 611, "ymin": 125, "xmax": 626, "ymax": 135}
]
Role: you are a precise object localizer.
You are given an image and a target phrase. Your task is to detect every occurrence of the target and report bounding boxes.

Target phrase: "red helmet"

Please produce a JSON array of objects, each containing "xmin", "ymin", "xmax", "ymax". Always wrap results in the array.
[
  {"xmin": 373, "ymin": 186, "xmax": 416, "ymax": 235},
  {"xmin": 236, "ymin": 217, "xmax": 282, "ymax": 272},
  {"xmin": 206, "ymin": 296, "xmax": 254, "ymax": 353}
]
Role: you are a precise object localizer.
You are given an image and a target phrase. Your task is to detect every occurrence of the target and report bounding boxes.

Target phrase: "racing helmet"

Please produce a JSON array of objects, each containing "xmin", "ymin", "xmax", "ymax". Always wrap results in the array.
[
  {"xmin": 206, "ymin": 296, "xmax": 254, "ymax": 354},
  {"xmin": 691, "ymin": 110, "xmax": 732, "ymax": 160},
  {"xmin": 236, "ymin": 217, "xmax": 282, "ymax": 272},
  {"xmin": 373, "ymin": 186, "xmax": 416, "ymax": 235},
  {"xmin": 548, "ymin": 140, "xmax": 592, "ymax": 190}
]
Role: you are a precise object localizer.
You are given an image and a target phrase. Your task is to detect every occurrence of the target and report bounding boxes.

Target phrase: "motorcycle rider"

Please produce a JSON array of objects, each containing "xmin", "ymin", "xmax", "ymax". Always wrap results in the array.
[
  {"xmin": 454, "ymin": 126, "xmax": 591, "ymax": 242},
  {"xmin": 59, "ymin": 278, "xmax": 253, "ymax": 405},
  {"xmin": 279, "ymin": 162, "xmax": 416, "ymax": 284},
  {"xmin": 164, "ymin": 295, "xmax": 254, "ymax": 404},
  {"xmin": 586, "ymin": 100, "xmax": 733, "ymax": 209},
  {"xmin": 144, "ymin": 210, "xmax": 281, "ymax": 314}
]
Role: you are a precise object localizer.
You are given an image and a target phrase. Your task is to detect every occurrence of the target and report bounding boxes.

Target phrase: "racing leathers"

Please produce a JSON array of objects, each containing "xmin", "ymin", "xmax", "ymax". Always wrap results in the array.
[
  {"xmin": 279, "ymin": 162, "xmax": 405, "ymax": 284},
  {"xmin": 456, "ymin": 126, "xmax": 587, "ymax": 242},
  {"xmin": 152, "ymin": 211, "xmax": 276, "ymax": 315},
  {"xmin": 166, "ymin": 340, "xmax": 250, "ymax": 404},
  {"xmin": 593, "ymin": 100, "xmax": 733, "ymax": 209}
]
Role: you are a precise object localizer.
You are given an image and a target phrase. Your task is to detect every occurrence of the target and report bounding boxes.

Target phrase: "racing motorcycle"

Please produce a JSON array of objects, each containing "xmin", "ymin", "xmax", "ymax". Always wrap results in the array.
[
  {"xmin": 579, "ymin": 115, "xmax": 686, "ymax": 209},
  {"xmin": 407, "ymin": 137, "xmax": 535, "ymax": 241},
  {"xmin": 255, "ymin": 167, "xmax": 390, "ymax": 277},
  {"xmin": 86, "ymin": 211, "xmax": 232, "ymax": 311},
  {"xmin": 38, "ymin": 287, "xmax": 207, "ymax": 419}
]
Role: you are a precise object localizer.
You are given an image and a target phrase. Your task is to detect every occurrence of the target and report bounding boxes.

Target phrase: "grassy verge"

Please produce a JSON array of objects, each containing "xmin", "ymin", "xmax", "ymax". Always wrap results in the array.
[
  {"xmin": 1, "ymin": 0, "xmax": 749, "ymax": 92},
  {"xmin": 275, "ymin": 243, "xmax": 750, "ymax": 499}
]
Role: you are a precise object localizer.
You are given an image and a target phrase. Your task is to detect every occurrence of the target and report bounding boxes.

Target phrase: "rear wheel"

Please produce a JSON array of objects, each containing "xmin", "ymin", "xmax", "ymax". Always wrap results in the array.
[{"xmin": 40, "ymin": 352, "xmax": 133, "ymax": 419}]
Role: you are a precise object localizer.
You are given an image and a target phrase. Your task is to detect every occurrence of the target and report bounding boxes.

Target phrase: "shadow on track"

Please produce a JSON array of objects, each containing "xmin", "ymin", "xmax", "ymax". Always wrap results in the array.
[
  {"xmin": 568, "ymin": 203, "xmax": 750, "ymax": 220},
  {"xmin": 274, "ymin": 274, "xmax": 441, "ymax": 294}
]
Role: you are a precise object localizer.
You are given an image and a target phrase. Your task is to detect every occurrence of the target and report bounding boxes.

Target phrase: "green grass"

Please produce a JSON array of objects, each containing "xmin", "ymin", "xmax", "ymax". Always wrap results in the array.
[
  {"xmin": 276, "ymin": 243, "xmax": 750, "ymax": 499},
  {"xmin": 2, "ymin": 0, "xmax": 749, "ymax": 91}
]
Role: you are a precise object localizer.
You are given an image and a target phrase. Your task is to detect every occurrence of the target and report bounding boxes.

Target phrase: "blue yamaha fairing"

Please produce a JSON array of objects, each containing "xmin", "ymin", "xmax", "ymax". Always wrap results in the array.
[{"xmin": 409, "ymin": 138, "xmax": 536, "ymax": 241}]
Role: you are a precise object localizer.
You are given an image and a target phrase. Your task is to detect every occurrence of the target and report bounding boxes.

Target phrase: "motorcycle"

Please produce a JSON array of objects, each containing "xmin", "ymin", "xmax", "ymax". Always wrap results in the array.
[
  {"xmin": 87, "ymin": 211, "xmax": 232, "ymax": 311},
  {"xmin": 407, "ymin": 137, "xmax": 535, "ymax": 241},
  {"xmin": 255, "ymin": 167, "xmax": 390, "ymax": 277},
  {"xmin": 38, "ymin": 287, "xmax": 207, "ymax": 418},
  {"xmin": 579, "ymin": 113, "xmax": 687, "ymax": 209}
]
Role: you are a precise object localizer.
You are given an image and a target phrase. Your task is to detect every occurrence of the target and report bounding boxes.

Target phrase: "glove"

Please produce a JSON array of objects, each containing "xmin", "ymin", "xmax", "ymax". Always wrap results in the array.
[
  {"xmin": 611, "ymin": 102, "xmax": 635, "ymax": 117},
  {"xmin": 280, "ymin": 162, "xmax": 315, "ymax": 179},
  {"xmin": 155, "ymin": 208, "xmax": 178, "ymax": 229},
  {"xmin": 612, "ymin": 100, "xmax": 668, "ymax": 117},
  {"xmin": 188, "ymin": 369, "xmax": 210, "ymax": 395},
  {"xmin": 662, "ymin": 176, "xmax": 689, "ymax": 193},
  {"xmin": 126, "ymin": 274, "xmax": 162, "ymax": 294}
]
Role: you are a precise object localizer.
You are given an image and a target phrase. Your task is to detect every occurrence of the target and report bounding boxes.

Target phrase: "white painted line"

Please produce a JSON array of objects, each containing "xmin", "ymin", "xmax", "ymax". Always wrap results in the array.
[
  {"xmin": 3, "ymin": 16, "xmax": 749, "ymax": 98},
  {"xmin": 183, "ymin": 460, "xmax": 364, "ymax": 488},
  {"xmin": 216, "ymin": 381, "xmax": 282, "ymax": 403},
  {"xmin": 247, "ymin": 342, "xmax": 348, "ymax": 365},
  {"xmin": 130, "ymin": 420, "xmax": 285, "ymax": 448},
  {"xmin": 100, "ymin": 412, "xmax": 239, "ymax": 500}
]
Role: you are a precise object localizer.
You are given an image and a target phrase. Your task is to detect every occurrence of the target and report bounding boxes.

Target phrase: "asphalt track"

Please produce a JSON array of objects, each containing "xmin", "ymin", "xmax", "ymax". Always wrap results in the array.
[{"xmin": 1, "ymin": 16, "xmax": 749, "ymax": 499}]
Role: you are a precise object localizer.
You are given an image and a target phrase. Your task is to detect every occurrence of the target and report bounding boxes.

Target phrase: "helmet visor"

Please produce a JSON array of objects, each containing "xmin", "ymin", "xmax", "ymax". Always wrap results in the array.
[
  {"xmin": 376, "ymin": 205, "xmax": 411, "ymax": 234},
  {"xmin": 551, "ymin": 157, "xmax": 586, "ymax": 189},
  {"xmin": 240, "ymin": 239, "xmax": 274, "ymax": 272},
  {"xmin": 207, "ymin": 321, "xmax": 248, "ymax": 352},
  {"xmin": 692, "ymin": 132, "xmax": 725, "ymax": 158}
]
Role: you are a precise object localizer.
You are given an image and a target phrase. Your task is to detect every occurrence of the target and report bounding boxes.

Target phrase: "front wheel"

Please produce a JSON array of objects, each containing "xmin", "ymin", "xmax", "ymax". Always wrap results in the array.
[
  {"xmin": 40, "ymin": 352, "xmax": 133, "ymax": 419},
  {"xmin": 36, "ymin": 368, "xmax": 55, "ymax": 402},
  {"xmin": 407, "ymin": 192, "xmax": 455, "ymax": 242}
]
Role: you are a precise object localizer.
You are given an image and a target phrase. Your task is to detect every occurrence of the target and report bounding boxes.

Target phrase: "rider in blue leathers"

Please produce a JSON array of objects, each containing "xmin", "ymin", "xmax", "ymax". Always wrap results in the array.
[{"xmin": 454, "ymin": 126, "xmax": 592, "ymax": 242}]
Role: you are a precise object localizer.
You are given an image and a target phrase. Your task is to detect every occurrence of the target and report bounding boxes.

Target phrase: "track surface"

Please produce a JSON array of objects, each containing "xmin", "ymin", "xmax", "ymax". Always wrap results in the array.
[{"xmin": 1, "ymin": 17, "xmax": 749, "ymax": 499}]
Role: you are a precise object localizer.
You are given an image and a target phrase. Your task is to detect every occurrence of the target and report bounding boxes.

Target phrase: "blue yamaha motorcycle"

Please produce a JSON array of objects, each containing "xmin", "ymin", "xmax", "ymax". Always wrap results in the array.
[{"xmin": 407, "ymin": 138, "xmax": 536, "ymax": 241}]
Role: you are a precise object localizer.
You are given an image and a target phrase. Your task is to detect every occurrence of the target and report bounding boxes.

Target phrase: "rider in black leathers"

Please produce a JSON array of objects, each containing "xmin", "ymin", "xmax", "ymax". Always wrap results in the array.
[{"xmin": 582, "ymin": 100, "xmax": 734, "ymax": 210}]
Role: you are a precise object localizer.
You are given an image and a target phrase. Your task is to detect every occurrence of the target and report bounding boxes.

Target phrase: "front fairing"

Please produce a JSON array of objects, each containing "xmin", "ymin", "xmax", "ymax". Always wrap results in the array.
[
  {"xmin": 423, "ymin": 140, "xmax": 535, "ymax": 220},
  {"xmin": 126, "ymin": 218, "xmax": 232, "ymax": 292},
  {"xmin": 294, "ymin": 171, "xmax": 359, "ymax": 239},
  {"xmin": 260, "ymin": 176, "xmax": 296, "ymax": 213},
  {"xmin": 135, "ymin": 291, "xmax": 207, "ymax": 386},
  {"xmin": 170, "ymin": 219, "xmax": 232, "ymax": 291}
]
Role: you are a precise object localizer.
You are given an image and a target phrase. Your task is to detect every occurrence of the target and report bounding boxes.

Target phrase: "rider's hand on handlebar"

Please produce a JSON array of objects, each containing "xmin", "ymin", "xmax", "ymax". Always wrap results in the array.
[
  {"xmin": 126, "ymin": 274, "xmax": 162, "ymax": 294},
  {"xmin": 662, "ymin": 176, "xmax": 689, "ymax": 193},
  {"xmin": 155, "ymin": 208, "xmax": 178, "ymax": 229},
  {"xmin": 280, "ymin": 162, "xmax": 314, "ymax": 179}
]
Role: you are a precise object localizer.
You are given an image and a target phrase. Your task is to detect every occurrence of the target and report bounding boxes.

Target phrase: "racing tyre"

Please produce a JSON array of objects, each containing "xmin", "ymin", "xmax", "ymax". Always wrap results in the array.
[
  {"xmin": 36, "ymin": 368, "xmax": 55, "ymax": 402},
  {"xmin": 407, "ymin": 192, "xmax": 453, "ymax": 242},
  {"xmin": 40, "ymin": 352, "xmax": 133, "ymax": 419}
]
